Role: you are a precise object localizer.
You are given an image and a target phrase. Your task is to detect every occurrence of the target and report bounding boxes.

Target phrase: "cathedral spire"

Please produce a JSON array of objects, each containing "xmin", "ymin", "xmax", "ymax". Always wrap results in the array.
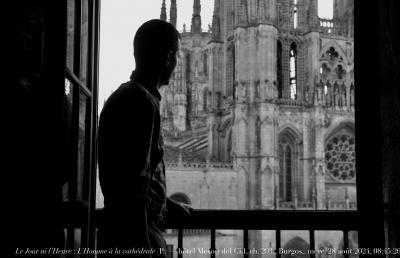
[
  {"xmin": 160, "ymin": 0, "xmax": 167, "ymax": 21},
  {"xmin": 193, "ymin": 0, "xmax": 201, "ymax": 17},
  {"xmin": 191, "ymin": 0, "xmax": 202, "ymax": 33},
  {"xmin": 211, "ymin": 0, "xmax": 221, "ymax": 41},
  {"xmin": 170, "ymin": 0, "xmax": 177, "ymax": 27}
]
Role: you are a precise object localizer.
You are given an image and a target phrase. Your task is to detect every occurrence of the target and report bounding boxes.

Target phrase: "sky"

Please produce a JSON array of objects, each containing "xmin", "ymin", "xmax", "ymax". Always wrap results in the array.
[
  {"xmin": 99, "ymin": 0, "xmax": 333, "ymax": 111},
  {"xmin": 98, "ymin": 0, "xmax": 214, "ymax": 110}
]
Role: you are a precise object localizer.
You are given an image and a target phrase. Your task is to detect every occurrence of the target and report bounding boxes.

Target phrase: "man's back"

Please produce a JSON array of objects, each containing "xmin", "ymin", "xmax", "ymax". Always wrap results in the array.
[
  {"xmin": 97, "ymin": 81, "xmax": 167, "ymax": 255},
  {"xmin": 100, "ymin": 82, "xmax": 155, "ymax": 207},
  {"xmin": 97, "ymin": 19, "xmax": 181, "ymax": 257}
]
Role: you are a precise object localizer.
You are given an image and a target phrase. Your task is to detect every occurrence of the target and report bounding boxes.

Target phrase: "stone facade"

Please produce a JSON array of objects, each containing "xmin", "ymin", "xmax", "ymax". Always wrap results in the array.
[
  {"xmin": 98, "ymin": 0, "xmax": 356, "ymax": 254},
  {"xmin": 156, "ymin": 0, "xmax": 355, "ymax": 254},
  {"xmin": 160, "ymin": 0, "xmax": 355, "ymax": 212}
]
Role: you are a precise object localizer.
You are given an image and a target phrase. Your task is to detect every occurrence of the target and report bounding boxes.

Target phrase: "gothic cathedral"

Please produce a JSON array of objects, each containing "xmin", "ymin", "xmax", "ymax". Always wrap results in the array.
[{"xmin": 160, "ymin": 0, "xmax": 355, "ymax": 213}]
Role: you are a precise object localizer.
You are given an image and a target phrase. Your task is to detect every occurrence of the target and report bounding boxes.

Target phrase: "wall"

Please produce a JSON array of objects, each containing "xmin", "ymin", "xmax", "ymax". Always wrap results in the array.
[{"xmin": 379, "ymin": 0, "xmax": 400, "ymax": 253}]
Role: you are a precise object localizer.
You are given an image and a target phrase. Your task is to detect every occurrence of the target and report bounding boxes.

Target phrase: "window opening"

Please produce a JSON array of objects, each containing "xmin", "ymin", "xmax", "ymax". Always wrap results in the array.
[
  {"xmin": 203, "ymin": 52, "xmax": 208, "ymax": 76},
  {"xmin": 289, "ymin": 43, "xmax": 297, "ymax": 100},
  {"xmin": 277, "ymin": 40, "xmax": 283, "ymax": 98},
  {"xmin": 293, "ymin": 0, "xmax": 298, "ymax": 28},
  {"xmin": 279, "ymin": 135, "xmax": 295, "ymax": 202}
]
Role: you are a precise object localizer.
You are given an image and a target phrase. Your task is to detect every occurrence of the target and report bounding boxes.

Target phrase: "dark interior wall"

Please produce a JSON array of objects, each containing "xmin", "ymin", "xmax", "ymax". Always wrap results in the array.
[
  {"xmin": 6, "ymin": 1, "xmax": 67, "ymax": 256},
  {"xmin": 379, "ymin": 0, "xmax": 400, "ymax": 252},
  {"xmin": 355, "ymin": 1, "xmax": 400, "ymax": 254}
]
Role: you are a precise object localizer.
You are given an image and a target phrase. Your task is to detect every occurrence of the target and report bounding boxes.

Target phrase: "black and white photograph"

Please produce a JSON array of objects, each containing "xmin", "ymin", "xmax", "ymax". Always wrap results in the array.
[{"xmin": 5, "ymin": 0, "xmax": 399, "ymax": 258}]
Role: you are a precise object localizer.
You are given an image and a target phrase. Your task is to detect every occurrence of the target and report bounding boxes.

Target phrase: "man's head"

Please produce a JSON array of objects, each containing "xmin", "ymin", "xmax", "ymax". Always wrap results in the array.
[{"xmin": 134, "ymin": 19, "xmax": 180, "ymax": 86}]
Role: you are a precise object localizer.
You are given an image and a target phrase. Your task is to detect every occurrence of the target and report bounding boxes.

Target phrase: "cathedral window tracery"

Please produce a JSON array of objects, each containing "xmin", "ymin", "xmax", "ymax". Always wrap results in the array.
[
  {"xmin": 325, "ymin": 131, "xmax": 356, "ymax": 182},
  {"xmin": 326, "ymin": 46, "xmax": 339, "ymax": 61},
  {"xmin": 318, "ymin": 43, "xmax": 352, "ymax": 108}
]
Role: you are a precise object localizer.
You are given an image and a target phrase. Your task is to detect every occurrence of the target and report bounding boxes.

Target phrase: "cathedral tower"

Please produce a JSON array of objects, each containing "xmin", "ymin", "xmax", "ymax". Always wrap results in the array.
[
  {"xmin": 160, "ymin": 0, "xmax": 167, "ymax": 21},
  {"xmin": 230, "ymin": 2, "xmax": 280, "ymax": 250},
  {"xmin": 191, "ymin": 0, "xmax": 202, "ymax": 33},
  {"xmin": 227, "ymin": 0, "xmax": 280, "ymax": 212},
  {"xmin": 160, "ymin": 0, "xmax": 355, "ymax": 218},
  {"xmin": 170, "ymin": 0, "xmax": 177, "ymax": 27},
  {"xmin": 159, "ymin": 0, "xmax": 355, "ymax": 253}
]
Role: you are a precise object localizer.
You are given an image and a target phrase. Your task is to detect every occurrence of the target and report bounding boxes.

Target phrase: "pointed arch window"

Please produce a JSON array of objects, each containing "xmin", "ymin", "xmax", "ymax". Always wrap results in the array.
[
  {"xmin": 174, "ymin": 56, "xmax": 185, "ymax": 93},
  {"xmin": 277, "ymin": 40, "xmax": 283, "ymax": 98},
  {"xmin": 284, "ymin": 145, "xmax": 293, "ymax": 200},
  {"xmin": 289, "ymin": 43, "xmax": 297, "ymax": 100},
  {"xmin": 279, "ymin": 134, "xmax": 296, "ymax": 202}
]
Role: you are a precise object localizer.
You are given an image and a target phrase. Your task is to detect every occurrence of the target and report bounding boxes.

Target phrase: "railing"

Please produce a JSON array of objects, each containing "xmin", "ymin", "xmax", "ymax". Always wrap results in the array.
[
  {"xmin": 277, "ymin": 201, "xmax": 357, "ymax": 211},
  {"xmin": 273, "ymin": 98, "xmax": 305, "ymax": 107},
  {"xmin": 319, "ymin": 18, "xmax": 351, "ymax": 37},
  {"xmin": 163, "ymin": 210, "xmax": 358, "ymax": 258},
  {"xmin": 62, "ymin": 208, "xmax": 359, "ymax": 258},
  {"xmin": 278, "ymin": 201, "xmax": 314, "ymax": 210},
  {"xmin": 165, "ymin": 161, "xmax": 234, "ymax": 170},
  {"xmin": 328, "ymin": 202, "xmax": 357, "ymax": 210}
]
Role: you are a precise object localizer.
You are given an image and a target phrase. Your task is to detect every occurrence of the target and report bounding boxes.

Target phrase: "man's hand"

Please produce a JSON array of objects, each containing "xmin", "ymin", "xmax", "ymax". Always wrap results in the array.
[{"xmin": 167, "ymin": 198, "xmax": 193, "ymax": 218}]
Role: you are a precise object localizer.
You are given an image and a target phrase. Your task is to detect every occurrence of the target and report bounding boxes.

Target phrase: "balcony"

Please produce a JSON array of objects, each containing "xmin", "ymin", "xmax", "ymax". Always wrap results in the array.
[
  {"xmin": 273, "ymin": 98, "xmax": 305, "ymax": 107},
  {"xmin": 62, "ymin": 208, "xmax": 359, "ymax": 258},
  {"xmin": 165, "ymin": 161, "xmax": 234, "ymax": 170}
]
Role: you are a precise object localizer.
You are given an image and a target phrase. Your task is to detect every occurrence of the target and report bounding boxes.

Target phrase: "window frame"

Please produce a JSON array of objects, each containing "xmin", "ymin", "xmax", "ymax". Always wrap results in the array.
[
  {"xmin": 56, "ymin": 0, "xmax": 385, "ymax": 254},
  {"xmin": 63, "ymin": 0, "xmax": 100, "ymax": 252}
]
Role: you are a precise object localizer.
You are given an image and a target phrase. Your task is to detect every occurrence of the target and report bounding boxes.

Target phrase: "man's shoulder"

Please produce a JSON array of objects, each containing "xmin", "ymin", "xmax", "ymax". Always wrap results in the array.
[
  {"xmin": 103, "ymin": 81, "xmax": 153, "ymax": 110},
  {"xmin": 114, "ymin": 81, "xmax": 148, "ymax": 99}
]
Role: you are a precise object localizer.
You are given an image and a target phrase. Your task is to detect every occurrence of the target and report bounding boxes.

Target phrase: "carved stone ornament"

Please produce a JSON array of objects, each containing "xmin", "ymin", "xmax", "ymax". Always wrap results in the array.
[
  {"xmin": 262, "ymin": 115, "xmax": 273, "ymax": 125},
  {"xmin": 324, "ymin": 113, "xmax": 332, "ymax": 128}
]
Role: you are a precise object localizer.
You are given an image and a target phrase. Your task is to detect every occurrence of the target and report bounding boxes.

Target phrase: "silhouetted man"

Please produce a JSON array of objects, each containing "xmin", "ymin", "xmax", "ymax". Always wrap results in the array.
[{"xmin": 97, "ymin": 20, "xmax": 190, "ymax": 257}]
